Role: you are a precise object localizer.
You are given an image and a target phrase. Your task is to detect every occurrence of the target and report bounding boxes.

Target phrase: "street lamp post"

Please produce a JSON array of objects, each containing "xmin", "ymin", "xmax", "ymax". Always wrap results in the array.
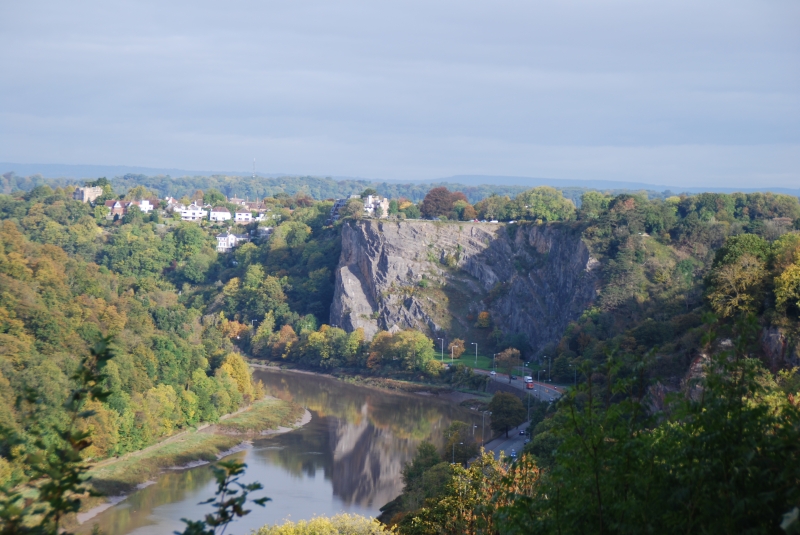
[
  {"xmin": 471, "ymin": 342, "xmax": 478, "ymax": 366},
  {"xmin": 548, "ymin": 356, "xmax": 551, "ymax": 382},
  {"xmin": 453, "ymin": 441, "xmax": 463, "ymax": 464},
  {"xmin": 492, "ymin": 353, "xmax": 497, "ymax": 373},
  {"xmin": 569, "ymin": 364, "xmax": 576, "ymax": 386}
]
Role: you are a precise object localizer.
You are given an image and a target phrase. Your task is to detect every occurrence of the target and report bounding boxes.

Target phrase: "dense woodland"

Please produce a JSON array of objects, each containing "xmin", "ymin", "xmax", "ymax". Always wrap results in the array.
[{"xmin": 0, "ymin": 177, "xmax": 799, "ymax": 533}]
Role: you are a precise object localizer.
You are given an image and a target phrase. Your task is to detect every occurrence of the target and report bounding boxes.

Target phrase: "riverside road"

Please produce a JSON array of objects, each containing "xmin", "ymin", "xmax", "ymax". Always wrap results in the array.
[
  {"xmin": 471, "ymin": 369, "xmax": 565, "ymax": 461},
  {"xmin": 473, "ymin": 369, "xmax": 565, "ymax": 402}
]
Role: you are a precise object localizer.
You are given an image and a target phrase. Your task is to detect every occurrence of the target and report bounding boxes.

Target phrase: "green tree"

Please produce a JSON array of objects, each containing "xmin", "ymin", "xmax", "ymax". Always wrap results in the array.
[
  {"xmin": 392, "ymin": 330, "xmax": 436, "ymax": 371},
  {"xmin": 360, "ymin": 188, "xmax": 378, "ymax": 198},
  {"xmin": 496, "ymin": 348, "xmax": 522, "ymax": 382},
  {"xmin": 173, "ymin": 222, "xmax": 208, "ymax": 260},
  {"xmin": 775, "ymin": 263, "xmax": 800, "ymax": 314},
  {"xmin": 713, "ymin": 233, "xmax": 770, "ymax": 266},
  {"xmin": 124, "ymin": 185, "xmax": 156, "ymax": 201},
  {"xmin": 578, "ymin": 191, "xmax": 610, "ymax": 220},
  {"xmin": 340, "ymin": 198, "xmax": 365, "ymax": 220},
  {"xmin": 204, "ymin": 188, "xmax": 227, "ymax": 206},
  {"xmin": 121, "ymin": 204, "xmax": 144, "ymax": 225},
  {"xmin": 402, "ymin": 204, "xmax": 421, "ymax": 219},
  {"xmin": 474, "ymin": 194, "xmax": 513, "ymax": 221},
  {"xmin": 707, "ymin": 254, "xmax": 766, "ymax": 317},
  {"xmin": 488, "ymin": 392, "xmax": 526, "ymax": 437},
  {"xmin": 397, "ymin": 451, "xmax": 540, "ymax": 535},
  {"xmin": 383, "ymin": 441, "xmax": 449, "ymax": 516},
  {"xmin": 515, "ymin": 186, "xmax": 576, "ymax": 222},
  {"xmin": 444, "ymin": 421, "xmax": 479, "ymax": 465},
  {"xmin": 498, "ymin": 319, "xmax": 800, "ymax": 535},
  {"xmin": 0, "ymin": 339, "xmax": 115, "ymax": 534}
]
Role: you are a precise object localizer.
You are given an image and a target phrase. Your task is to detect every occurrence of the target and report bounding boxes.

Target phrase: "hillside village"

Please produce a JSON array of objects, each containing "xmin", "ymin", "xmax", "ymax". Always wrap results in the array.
[{"xmin": 72, "ymin": 184, "xmax": 394, "ymax": 253}]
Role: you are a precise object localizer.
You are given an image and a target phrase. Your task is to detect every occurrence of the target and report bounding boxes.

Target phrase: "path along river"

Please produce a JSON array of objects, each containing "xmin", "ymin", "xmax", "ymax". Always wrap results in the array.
[{"xmin": 80, "ymin": 369, "xmax": 484, "ymax": 535}]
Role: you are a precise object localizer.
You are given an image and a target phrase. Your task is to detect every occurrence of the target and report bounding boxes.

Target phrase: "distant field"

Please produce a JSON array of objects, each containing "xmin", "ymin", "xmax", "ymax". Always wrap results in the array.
[
  {"xmin": 444, "ymin": 354, "xmax": 493, "ymax": 370},
  {"xmin": 452, "ymin": 355, "xmax": 543, "ymax": 376}
]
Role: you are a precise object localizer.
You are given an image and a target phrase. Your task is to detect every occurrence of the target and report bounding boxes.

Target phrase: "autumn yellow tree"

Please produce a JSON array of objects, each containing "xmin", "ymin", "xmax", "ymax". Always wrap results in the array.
[
  {"xmin": 219, "ymin": 352, "xmax": 256, "ymax": 402},
  {"xmin": 476, "ymin": 311, "xmax": 491, "ymax": 328},
  {"xmin": 707, "ymin": 254, "xmax": 766, "ymax": 317},
  {"xmin": 775, "ymin": 263, "xmax": 800, "ymax": 313},
  {"xmin": 448, "ymin": 338, "xmax": 465, "ymax": 359},
  {"xmin": 496, "ymin": 348, "xmax": 522, "ymax": 382}
]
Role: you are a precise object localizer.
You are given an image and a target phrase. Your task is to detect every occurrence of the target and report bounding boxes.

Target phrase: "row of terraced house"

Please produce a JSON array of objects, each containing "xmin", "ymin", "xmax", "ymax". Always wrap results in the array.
[{"xmin": 163, "ymin": 196, "xmax": 272, "ymax": 223}]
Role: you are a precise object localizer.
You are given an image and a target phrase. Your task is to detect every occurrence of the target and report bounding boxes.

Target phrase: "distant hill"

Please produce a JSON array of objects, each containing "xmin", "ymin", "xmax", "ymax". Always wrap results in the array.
[
  {"xmin": 0, "ymin": 162, "xmax": 265, "ymax": 179},
  {"xmin": 431, "ymin": 174, "xmax": 800, "ymax": 197},
  {"xmin": 2, "ymin": 163, "xmax": 798, "ymax": 201}
]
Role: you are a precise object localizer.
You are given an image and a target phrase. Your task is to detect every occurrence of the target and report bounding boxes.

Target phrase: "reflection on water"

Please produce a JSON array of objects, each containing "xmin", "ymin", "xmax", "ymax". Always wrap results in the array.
[{"xmin": 82, "ymin": 370, "xmax": 482, "ymax": 535}]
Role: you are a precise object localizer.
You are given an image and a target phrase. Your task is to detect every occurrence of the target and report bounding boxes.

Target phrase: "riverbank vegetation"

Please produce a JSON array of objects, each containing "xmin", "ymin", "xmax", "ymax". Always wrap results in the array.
[
  {"xmin": 88, "ymin": 433, "xmax": 240, "ymax": 496},
  {"xmin": 89, "ymin": 397, "xmax": 303, "ymax": 495},
  {"xmin": 215, "ymin": 397, "xmax": 305, "ymax": 434}
]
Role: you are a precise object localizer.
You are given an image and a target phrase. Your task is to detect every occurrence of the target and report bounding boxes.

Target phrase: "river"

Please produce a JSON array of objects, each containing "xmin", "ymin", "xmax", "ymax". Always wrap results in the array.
[{"xmin": 81, "ymin": 369, "xmax": 485, "ymax": 535}]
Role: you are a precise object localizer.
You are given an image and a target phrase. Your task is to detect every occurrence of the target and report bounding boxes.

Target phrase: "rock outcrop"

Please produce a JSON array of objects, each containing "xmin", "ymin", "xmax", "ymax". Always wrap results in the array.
[{"xmin": 330, "ymin": 220, "xmax": 600, "ymax": 353}]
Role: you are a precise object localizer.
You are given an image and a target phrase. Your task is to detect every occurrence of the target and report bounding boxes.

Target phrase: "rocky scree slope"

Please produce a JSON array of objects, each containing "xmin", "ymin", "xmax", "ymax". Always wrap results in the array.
[{"xmin": 330, "ymin": 220, "xmax": 600, "ymax": 353}]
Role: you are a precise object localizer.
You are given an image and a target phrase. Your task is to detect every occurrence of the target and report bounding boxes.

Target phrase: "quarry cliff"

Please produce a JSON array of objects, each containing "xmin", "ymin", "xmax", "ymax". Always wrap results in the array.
[{"xmin": 330, "ymin": 220, "xmax": 600, "ymax": 353}]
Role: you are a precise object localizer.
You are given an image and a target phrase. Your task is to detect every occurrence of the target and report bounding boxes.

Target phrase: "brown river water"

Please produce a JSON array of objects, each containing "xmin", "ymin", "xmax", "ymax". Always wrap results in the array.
[{"xmin": 80, "ymin": 369, "xmax": 484, "ymax": 535}]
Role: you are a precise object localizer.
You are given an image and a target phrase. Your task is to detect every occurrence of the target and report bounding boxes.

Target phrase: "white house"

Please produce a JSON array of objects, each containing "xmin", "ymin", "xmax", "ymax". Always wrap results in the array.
[
  {"xmin": 180, "ymin": 203, "xmax": 207, "ymax": 221},
  {"xmin": 209, "ymin": 206, "xmax": 231, "ymax": 222},
  {"xmin": 216, "ymin": 230, "xmax": 250, "ymax": 253},
  {"xmin": 234, "ymin": 210, "xmax": 252, "ymax": 223},
  {"xmin": 363, "ymin": 195, "xmax": 390, "ymax": 218},
  {"xmin": 164, "ymin": 197, "xmax": 181, "ymax": 212},
  {"xmin": 128, "ymin": 199, "xmax": 154, "ymax": 213}
]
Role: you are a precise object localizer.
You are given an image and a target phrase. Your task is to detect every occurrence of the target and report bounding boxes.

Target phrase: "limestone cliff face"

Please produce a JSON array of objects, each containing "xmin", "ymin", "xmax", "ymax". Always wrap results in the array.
[{"xmin": 330, "ymin": 220, "xmax": 600, "ymax": 353}]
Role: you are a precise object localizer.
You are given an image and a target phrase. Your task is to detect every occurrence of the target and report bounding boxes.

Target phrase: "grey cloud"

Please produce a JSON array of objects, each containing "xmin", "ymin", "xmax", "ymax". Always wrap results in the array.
[{"xmin": 0, "ymin": 0, "xmax": 797, "ymax": 187}]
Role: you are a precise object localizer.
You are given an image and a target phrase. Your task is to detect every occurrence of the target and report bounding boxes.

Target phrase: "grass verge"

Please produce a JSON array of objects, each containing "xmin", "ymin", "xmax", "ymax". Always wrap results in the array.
[
  {"xmin": 89, "ymin": 398, "xmax": 304, "ymax": 495},
  {"xmin": 89, "ymin": 433, "xmax": 240, "ymax": 495},
  {"xmin": 216, "ymin": 398, "xmax": 305, "ymax": 434}
]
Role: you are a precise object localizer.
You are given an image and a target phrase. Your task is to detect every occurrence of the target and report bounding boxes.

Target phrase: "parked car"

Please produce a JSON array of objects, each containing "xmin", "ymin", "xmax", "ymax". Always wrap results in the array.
[
  {"xmin": 519, "ymin": 429, "xmax": 525, "ymax": 435},
  {"xmin": 510, "ymin": 375, "xmax": 517, "ymax": 380},
  {"xmin": 510, "ymin": 449, "xmax": 517, "ymax": 458},
  {"xmin": 489, "ymin": 371, "xmax": 496, "ymax": 376}
]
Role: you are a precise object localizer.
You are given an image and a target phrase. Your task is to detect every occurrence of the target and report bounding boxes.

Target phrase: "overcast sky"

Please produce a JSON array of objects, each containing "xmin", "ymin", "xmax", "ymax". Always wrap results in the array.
[{"xmin": 1, "ymin": 0, "xmax": 797, "ymax": 187}]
